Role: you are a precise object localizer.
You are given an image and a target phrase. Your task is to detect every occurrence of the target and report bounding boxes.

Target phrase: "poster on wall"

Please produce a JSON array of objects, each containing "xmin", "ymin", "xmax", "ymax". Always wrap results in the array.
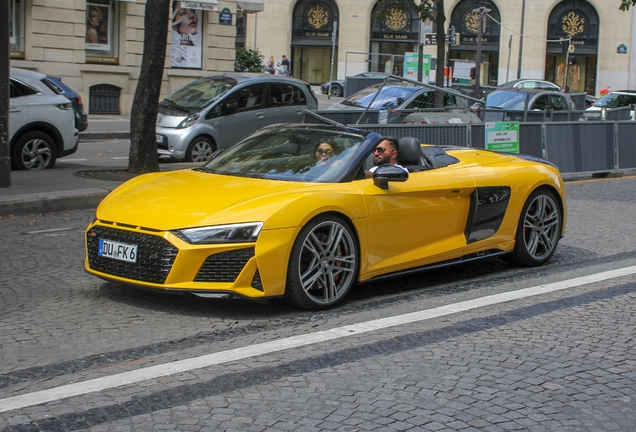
[
  {"xmin": 171, "ymin": 2, "xmax": 203, "ymax": 69},
  {"xmin": 85, "ymin": 0, "xmax": 111, "ymax": 51}
]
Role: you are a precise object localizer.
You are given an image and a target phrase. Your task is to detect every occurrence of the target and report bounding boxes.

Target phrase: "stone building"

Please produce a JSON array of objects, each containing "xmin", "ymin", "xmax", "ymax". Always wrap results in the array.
[{"xmin": 9, "ymin": 0, "xmax": 636, "ymax": 114}]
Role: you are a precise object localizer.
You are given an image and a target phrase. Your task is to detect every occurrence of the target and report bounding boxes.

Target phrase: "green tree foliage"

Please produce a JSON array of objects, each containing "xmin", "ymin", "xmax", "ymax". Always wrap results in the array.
[
  {"xmin": 235, "ymin": 47, "xmax": 265, "ymax": 72},
  {"xmin": 620, "ymin": 0, "xmax": 636, "ymax": 10}
]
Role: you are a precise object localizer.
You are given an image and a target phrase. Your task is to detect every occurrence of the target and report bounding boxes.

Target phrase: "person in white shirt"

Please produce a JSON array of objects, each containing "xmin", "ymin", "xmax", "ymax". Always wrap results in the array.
[{"xmin": 365, "ymin": 136, "xmax": 407, "ymax": 178}]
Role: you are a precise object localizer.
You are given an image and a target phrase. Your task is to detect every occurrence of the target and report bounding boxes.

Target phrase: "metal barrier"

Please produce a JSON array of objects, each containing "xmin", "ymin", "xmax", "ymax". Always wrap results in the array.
[{"xmin": 303, "ymin": 111, "xmax": 636, "ymax": 175}]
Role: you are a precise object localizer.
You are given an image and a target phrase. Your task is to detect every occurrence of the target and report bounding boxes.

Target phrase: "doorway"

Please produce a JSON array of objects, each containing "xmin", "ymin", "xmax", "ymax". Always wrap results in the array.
[{"xmin": 292, "ymin": 46, "xmax": 338, "ymax": 85}]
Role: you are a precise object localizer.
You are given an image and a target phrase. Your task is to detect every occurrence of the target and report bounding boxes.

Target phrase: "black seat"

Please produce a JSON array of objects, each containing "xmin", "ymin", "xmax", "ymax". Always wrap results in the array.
[{"xmin": 398, "ymin": 137, "xmax": 430, "ymax": 172}]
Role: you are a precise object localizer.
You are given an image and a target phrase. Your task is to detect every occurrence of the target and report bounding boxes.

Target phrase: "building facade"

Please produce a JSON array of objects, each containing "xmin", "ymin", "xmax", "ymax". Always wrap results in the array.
[{"xmin": 9, "ymin": 0, "xmax": 636, "ymax": 115}]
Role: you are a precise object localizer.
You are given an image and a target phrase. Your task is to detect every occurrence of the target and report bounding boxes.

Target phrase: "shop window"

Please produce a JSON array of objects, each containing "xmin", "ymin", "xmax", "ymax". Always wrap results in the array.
[
  {"xmin": 86, "ymin": 0, "xmax": 120, "ymax": 65},
  {"xmin": 10, "ymin": 0, "xmax": 26, "ymax": 60}
]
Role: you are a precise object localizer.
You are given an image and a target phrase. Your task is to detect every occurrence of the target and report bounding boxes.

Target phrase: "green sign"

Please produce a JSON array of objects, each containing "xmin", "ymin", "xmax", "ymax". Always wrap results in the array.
[
  {"xmin": 403, "ymin": 52, "xmax": 431, "ymax": 82},
  {"xmin": 485, "ymin": 121, "xmax": 519, "ymax": 153}
]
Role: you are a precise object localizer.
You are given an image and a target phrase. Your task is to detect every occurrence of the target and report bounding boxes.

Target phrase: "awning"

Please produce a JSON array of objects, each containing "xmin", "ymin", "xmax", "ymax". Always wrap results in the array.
[
  {"xmin": 237, "ymin": 0, "xmax": 264, "ymax": 12},
  {"xmin": 180, "ymin": 0, "xmax": 219, "ymax": 11}
]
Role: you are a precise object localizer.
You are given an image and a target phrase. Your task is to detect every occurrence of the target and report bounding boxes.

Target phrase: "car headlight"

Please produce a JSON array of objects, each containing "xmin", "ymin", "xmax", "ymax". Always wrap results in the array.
[
  {"xmin": 177, "ymin": 112, "xmax": 200, "ymax": 129},
  {"xmin": 56, "ymin": 103, "xmax": 73, "ymax": 110},
  {"xmin": 176, "ymin": 222, "xmax": 264, "ymax": 244}
]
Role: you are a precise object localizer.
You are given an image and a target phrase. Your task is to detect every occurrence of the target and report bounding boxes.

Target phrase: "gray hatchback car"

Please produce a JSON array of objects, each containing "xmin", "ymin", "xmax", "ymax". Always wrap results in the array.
[{"xmin": 156, "ymin": 73, "xmax": 318, "ymax": 162}]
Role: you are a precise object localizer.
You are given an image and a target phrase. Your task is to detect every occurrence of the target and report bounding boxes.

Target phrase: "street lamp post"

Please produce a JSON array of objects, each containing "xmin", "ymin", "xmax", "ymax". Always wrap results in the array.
[
  {"xmin": 473, "ymin": 7, "xmax": 490, "ymax": 99},
  {"xmin": 517, "ymin": 0, "xmax": 526, "ymax": 79}
]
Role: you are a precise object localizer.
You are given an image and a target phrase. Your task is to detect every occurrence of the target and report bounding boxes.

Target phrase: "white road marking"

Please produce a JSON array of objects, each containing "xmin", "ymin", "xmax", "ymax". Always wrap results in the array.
[
  {"xmin": 23, "ymin": 228, "xmax": 74, "ymax": 234},
  {"xmin": 1, "ymin": 265, "xmax": 635, "ymax": 413},
  {"xmin": 60, "ymin": 159, "xmax": 87, "ymax": 162},
  {"xmin": 112, "ymin": 157, "xmax": 129, "ymax": 159}
]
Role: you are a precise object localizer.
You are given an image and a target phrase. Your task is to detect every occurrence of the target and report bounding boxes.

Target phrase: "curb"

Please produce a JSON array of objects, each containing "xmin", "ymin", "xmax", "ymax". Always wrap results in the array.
[{"xmin": 0, "ymin": 189, "xmax": 112, "ymax": 217}]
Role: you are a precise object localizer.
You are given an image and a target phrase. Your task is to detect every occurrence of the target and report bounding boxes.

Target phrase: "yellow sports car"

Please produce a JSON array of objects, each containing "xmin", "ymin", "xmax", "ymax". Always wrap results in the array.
[{"xmin": 85, "ymin": 124, "xmax": 566, "ymax": 309}]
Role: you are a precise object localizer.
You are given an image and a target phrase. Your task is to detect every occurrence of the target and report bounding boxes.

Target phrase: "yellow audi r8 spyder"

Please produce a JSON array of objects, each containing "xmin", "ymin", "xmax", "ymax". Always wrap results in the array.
[{"xmin": 85, "ymin": 124, "xmax": 566, "ymax": 310}]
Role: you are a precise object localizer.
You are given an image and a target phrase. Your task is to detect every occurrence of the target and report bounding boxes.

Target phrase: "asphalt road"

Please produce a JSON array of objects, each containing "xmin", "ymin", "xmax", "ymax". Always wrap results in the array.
[{"xmin": 1, "ymin": 175, "xmax": 636, "ymax": 431}]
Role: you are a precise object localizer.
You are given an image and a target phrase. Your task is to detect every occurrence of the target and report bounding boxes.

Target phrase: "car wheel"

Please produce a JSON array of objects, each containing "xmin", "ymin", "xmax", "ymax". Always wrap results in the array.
[
  {"xmin": 330, "ymin": 84, "xmax": 343, "ymax": 97},
  {"xmin": 186, "ymin": 137, "xmax": 215, "ymax": 162},
  {"xmin": 508, "ymin": 189, "xmax": 562, "ymax": 266},
  {"xmin": 285, "ymin": 215, "xmax": 359, "ymax": 310},
  {"xmin": 12, "ymin": 131, "xmax": 57, "ymax": 170}
]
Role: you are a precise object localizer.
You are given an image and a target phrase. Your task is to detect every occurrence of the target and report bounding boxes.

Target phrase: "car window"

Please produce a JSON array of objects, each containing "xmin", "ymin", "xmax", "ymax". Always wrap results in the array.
[
  {"xmin": 486, "ymin": 91, "xmax": 527, "ymax": 110},
  {"xmin": 9, "ymin": 78, "xmax": 39, "ymax": 98},
  {"xmin": 340, "ymin": 82, "xmax": 420, "ymax": 110},
  {"xmin": 41, "ymin": 77, "xmax": 64, "ymax": 95},
  {"xmin": 163, "ymin": 76, "xmax": 236, "ymax": 109},
  {"xmin": 627, "ymin": 95, "xmax": 636, "ymax": 105},
  {"xmin": 594, "ymin": 94, "xmax": 620, "ymax": 108},
  {"xmin": 549, "ymin": 95, "xmax": 567, "ymax": 111},
  {"xmin": 531, "ymin": 95, "xmax": 548, "ymax": 111},
  {"xmin": 232, "ymin": 84, "xmax": 264, "ymax": 112},
  {"xmin": 269, "ymin": 83, "xmax": 307, "ymax": 107}
]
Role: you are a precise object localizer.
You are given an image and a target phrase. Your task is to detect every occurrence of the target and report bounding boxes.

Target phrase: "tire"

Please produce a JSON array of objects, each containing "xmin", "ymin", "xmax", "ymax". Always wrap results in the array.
[
  {"xmin": 285, "ymin": 215, "xmax": 359, "ymax": 310},
  {"xmin": 185, "ymin": 137, "xmax": 215, "ymax": 163},
  {"xmin": 12, "ymin": 131, "xmax": 57, "ymax": 170},
  {"xmin": 508, "ymin": 188, "xmax": 562, "ymax": 266},
  {"xmin": 330, "ymin": 84, "xmax": 343, "ymax": 97}
]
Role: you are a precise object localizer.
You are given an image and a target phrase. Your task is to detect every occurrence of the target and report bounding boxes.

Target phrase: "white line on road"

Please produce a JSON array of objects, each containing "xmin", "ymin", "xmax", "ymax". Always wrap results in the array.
[{"xmin": 1, "ymin": 265, "xmax": 635, "ymax": 413}]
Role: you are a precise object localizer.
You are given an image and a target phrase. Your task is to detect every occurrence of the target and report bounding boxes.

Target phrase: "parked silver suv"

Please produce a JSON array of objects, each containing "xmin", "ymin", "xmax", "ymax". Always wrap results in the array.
[
  {"xmin": 156, "ymin": 73, "xmax": 318, "ymax": 162},
  {"xmin": 9, "ymin": 68, "xmax": 79, "ymax": 170}
]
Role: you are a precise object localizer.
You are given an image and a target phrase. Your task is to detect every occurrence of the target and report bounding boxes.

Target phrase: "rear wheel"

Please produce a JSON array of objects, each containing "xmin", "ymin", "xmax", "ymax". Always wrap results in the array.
[
  {"xmin": 285, "ymin": 215, "xmax": 358, "ymax": 310},
  {"xmin": 185, "ymin": 137, "xmax": 215, "ymax": 162},
  {"xmin": 508, "ymin": 189, "xmax": 562, "ymax": 266},
  {"xmin": 12, "ymin": 131, "xmax": 57, "ymax": 170},
  {"xmin": 330, "ymin": 84, "xmax": 343, "ymax": 97}
]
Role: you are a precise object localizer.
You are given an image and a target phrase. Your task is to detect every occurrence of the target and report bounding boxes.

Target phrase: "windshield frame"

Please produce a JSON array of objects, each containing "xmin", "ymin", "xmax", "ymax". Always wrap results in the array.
[{"xmin": 199, "ymin": 126, "xmax": 379, "ymax": 183}]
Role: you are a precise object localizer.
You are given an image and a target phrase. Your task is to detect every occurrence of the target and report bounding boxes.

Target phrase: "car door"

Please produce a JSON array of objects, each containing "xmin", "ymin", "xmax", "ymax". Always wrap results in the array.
[
  {"xmin": 355, "ymin": 166, "xmax": 476, "ymax": 276},
  {"xmin": 207, "ymin": 83, "xmax": 266, "ymax": 147},
  {"xmin": 266, "ymin": 83, "xmax": 309, "ymax": 124},
  {"xmin": 8, "ymin": 79, "xmax": 34, "ymax": 141}
]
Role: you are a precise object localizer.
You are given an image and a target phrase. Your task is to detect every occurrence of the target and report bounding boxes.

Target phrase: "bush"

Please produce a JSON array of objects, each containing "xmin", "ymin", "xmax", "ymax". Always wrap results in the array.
[{"xmin": 235, "ymin": 46, "xmax": 264, "ymax": 72}]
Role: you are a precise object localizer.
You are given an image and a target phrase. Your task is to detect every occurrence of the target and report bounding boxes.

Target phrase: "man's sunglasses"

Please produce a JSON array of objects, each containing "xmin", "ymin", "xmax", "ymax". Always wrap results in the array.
[{"xmin": 374, "ymin": 147, "xmax": 391, "ymax": 154}]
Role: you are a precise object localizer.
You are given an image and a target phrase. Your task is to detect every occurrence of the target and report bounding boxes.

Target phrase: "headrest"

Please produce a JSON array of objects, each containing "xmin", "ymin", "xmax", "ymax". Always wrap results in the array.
[{"xmin": 397, "ymin": 137, "xmax": 422, "ymax": 166}]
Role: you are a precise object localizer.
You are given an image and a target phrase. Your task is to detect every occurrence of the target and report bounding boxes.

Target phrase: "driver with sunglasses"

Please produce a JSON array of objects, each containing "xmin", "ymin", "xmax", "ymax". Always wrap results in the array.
[{"xmin": 365, "ymin": 136, "xmax": 407, "ymax": 178}]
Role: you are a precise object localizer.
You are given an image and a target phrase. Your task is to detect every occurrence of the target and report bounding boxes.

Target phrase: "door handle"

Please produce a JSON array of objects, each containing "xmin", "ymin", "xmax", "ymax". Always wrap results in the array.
[
  {"xmin": 10, "ymin": 107, "xmax": 20, "ymax": 113},
  {"xmin": 255, "ymin": 111, "xmax": 264, "ymax": 118}
]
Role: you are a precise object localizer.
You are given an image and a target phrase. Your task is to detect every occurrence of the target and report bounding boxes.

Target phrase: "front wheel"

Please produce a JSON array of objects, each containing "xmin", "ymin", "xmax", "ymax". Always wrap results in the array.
[
  {"xmin": 508, "ymin": 189, "xmax": 562, "ymax": 266},
  {"xmin": 12, "ymin": 131, "xmax": 57, "ymax": 170},
  {"xmin": 330, "ymin": 84, "xmax": 343, "ymax": 97},
  {"xmin": 285, "ymin": 215, "xmax": 359, "ymax": 310},
  {"xmin": 185, "ymin": 137, "xmax": 215, "ymax": 162}
]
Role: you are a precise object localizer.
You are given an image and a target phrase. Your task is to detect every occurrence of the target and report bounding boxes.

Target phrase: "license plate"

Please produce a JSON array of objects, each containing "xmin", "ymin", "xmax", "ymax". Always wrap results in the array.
[
  {"xmin": 98, "ymin": 239, "xmax": 138, "ymax": 263},
  {"xmin": 156, "ymin": 134, "xmax": 164, "ymax": 143}
]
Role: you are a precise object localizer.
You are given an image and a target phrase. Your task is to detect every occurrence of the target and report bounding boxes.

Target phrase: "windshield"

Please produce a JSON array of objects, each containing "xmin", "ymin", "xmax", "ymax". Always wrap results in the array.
[
  {"xmin": 162, "ymin": 76, "xmax": 236, "ymax": 110},
  {"xmin": 593, "ymin": 94, "xmax": 621, "ymax": 108},
  {"xmin": 340, "ymin": 82, "xmax": 420, "ymax": 110},
  {"xmin": 200, "ymin": 128, "xmax": 366, "ymax": 182},
  {"xmin": 486, "ymin": 90, "xmax": 529, "ymax": 110}
]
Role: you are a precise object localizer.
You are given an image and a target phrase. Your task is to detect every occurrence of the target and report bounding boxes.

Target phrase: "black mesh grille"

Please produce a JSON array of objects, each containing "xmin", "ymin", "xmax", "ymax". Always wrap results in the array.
[
  {"xmin": 86, "ymin": 226, "xmax": 178, "ymax": 284},
  {"xmin": 195, "ymin": 248, "xmax": 254, "ymax": 282}
]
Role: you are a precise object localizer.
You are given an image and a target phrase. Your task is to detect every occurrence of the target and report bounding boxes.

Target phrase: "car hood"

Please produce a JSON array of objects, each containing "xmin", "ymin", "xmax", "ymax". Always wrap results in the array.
[
  {"xmin": 96, "ymin": 169, "xmax": 319, "ymax": 231},
  {"xmin": 156, "ymin": 112, "xmax": 188, "ymax": 128}
]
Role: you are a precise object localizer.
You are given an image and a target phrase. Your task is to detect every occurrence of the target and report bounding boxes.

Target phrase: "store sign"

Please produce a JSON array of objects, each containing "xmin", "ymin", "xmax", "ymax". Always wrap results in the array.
[{"xmin": 219, "ymin": 7, "xmax": 232, "ymax": 25}]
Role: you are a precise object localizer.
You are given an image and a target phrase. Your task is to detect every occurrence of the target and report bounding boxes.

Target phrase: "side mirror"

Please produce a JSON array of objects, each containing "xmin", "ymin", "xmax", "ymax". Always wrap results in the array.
[{"xmin": 373, "ymin": 164, "xmax": 408, "ymax": 190}]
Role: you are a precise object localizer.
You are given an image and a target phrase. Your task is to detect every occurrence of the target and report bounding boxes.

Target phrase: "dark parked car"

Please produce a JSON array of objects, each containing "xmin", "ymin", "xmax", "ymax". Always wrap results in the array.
[
  {"xmin": 320, "ymin": 72, "xmax": 389, "ymax": 97},
  {"xmin": 41, "ymin": 76, "xmax": 89, "ymax": 132},
  {"xmin": 472, "ymin": 88, "xmax": 576, "ymax": 120}
]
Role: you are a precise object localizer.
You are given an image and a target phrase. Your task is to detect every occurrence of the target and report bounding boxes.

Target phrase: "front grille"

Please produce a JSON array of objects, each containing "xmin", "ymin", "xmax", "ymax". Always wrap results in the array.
[
  {"xmin": 87, "ymin": 226, "xmax": 178, "ymax": 284},
  {"xmin": 195, "ymin": 248, "xmax": 255, "ymax": 282}
]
